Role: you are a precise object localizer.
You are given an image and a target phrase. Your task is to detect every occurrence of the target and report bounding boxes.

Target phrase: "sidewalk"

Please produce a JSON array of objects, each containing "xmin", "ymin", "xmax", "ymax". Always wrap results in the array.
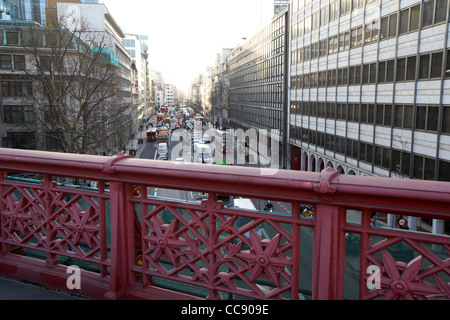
[
  {"xmin": 0, "ymin": 277, "xmax": 86, "ymax": 300},
  {"xmin": 124, "ymin": 130, "xmax": 147, "ymax": 158}
]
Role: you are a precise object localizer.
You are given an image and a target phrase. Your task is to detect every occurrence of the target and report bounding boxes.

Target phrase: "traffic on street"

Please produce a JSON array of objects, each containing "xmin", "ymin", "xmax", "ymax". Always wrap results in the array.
[{"xmin": 137, "ymin": 105, "xmax": 295, "ymax": 216}]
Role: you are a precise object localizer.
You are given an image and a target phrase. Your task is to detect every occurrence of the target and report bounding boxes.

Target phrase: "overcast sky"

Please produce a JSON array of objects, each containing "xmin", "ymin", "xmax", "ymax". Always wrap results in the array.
[{"xmin": 101, "ymin": 0, "xmax": 274, "ymax": 92}]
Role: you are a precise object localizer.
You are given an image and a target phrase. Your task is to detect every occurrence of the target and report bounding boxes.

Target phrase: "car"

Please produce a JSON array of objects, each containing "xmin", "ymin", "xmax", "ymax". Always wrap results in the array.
[
  {"xmin": 157, "ymin": 125, "xmax": 169, "ymax": 140},
  {"xmin": 157, "ymin": 143, "xmax": 168, "ymax": 160}
]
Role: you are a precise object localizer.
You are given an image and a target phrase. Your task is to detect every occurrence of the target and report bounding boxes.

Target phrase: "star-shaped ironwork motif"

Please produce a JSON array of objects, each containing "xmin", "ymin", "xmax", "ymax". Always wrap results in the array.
[
  {"xmin": 145, "ymin": 215, "xmax": 186, "ymax": 266},
  {"xmin": 370, "ymin": 250, "xmax": 443, "ymax": 300},
  {"xmin": 62, "ymin": 206, "xmax": 99, "ymax": 248},
  {"xmin": 237, "ymin": 232, "xmax": 291, "ymax": 287}
]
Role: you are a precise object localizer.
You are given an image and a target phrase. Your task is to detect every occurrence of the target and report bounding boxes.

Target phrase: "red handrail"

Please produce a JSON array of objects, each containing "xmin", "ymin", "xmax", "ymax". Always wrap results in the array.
[{"xmin": 0, "ymin": 148, "xmax": 448, "ymax": 300}]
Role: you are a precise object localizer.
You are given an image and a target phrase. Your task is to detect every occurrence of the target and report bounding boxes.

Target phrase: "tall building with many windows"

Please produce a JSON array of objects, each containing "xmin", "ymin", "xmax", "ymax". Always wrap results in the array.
[
  {"xmin": 288, "ymin": 0, "xmax": 450, "ymax": 184},
  {"xmin": 228, "ymin": 8, "xmax": 289, "ymax": 167},
  {"xmin": 275, "ymin": 0, "xmax": 290, "ymax": 14},
  {"xmin": 0, "ymin": 0, "xmax": 47, "ymax": 25}
]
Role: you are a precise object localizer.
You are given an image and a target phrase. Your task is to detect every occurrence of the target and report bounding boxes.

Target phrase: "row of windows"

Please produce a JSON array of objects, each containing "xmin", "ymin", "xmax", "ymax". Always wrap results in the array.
[
  {"xmin": 230, "ymin": 106, "xmax": 283, "ymax": 130},
  {"xmin": 0, "ymin": 54, "xmax": 25, "ymax": 70},
  {"xmin": 291, "ymin": 19, "xmax": 379, "ymax": 63},
  {"xmin": 230, "ymin": 35, "xmax": 285, "ymax": 73},
  {"xmin": 1, "ymin": 131, "xmax": 61, "ymax": 151},
  {"xmin": 230, "ymin": 83, "xmax": 285, "ymax": 107},
  {"xmin": 290, "ymin": 101, "xmax": 450, "ymax": 134},
  {"xmin": 289, "ymin": 126, "xmax": 450, "ymax": 181},
  {"xmin": 290, "ymin": 49, "xmax": 447, "ymax": 90},
  {"xmin": 291, "ymin": 1, "xmax": 449, "ymax": 66},
  {"xmin": 291, "ymin": 0, "xmax": 375, "ymax": 38},
  {"xmin": 2, "ymin": 80, "xmax": 33, "ymax": 97},
  {"xmin": 292, "ymin": 0, "xmax": 448, "ymax": 42},
  {"xmin": 230, "ymin": 54, "xmax": 285, "ymax": 86},
  {"xmin": 3, "ymin": 105, "xmax": 34, "ymax": 123}
]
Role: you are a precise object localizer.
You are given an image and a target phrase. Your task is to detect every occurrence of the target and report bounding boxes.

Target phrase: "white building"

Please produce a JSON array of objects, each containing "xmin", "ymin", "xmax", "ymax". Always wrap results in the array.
[
  {"xmin": 123, "ymin": 34, "xmax": 148, "ymax": 124},
  {"xmin": 165, "ymin": 83, "xmax": 174, "ymax": 106},
  {"xmin": 288, "ymin": 0, "xmax": 450, "ymax": 234},
  {"xmin": 57, "ymin": 2, "xmax": 132, "ymax": 105}
]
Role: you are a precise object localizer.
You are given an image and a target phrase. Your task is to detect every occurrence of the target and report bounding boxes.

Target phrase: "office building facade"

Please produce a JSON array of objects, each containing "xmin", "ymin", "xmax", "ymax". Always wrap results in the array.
[
  {"xmin": 288, "ymin": 0, "xmax": 450, "ymax": 183},
  {"xmin": 228, "ymin": 9, "xmax": 289, "ymax": 167},
  {"xmin": 0, "ymin": 0, "xmax": 46, "ymax": 24}
]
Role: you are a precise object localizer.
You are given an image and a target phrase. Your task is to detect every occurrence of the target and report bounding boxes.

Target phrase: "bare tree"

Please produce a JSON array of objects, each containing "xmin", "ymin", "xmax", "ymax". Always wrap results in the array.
[{"xmin": 23, "ymin": 15, "xmax": 132, "ymax": 154}]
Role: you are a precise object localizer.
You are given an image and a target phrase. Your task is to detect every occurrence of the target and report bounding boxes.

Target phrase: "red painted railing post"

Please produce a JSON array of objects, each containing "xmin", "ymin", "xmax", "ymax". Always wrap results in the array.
[
  {"xmin": 103, "ymin": 179, "xmax": 130, "ymax": 300},
  {"xmin": 312, "ymin": 203, "xmax": 346, "ymax": 299},
  {"xmin": 0, "ymin": 169, "xmax": 4, "ymax": 257},
  {"xmin": 312, "ymin": 168, "xmax": 346, "ymax": 300}
]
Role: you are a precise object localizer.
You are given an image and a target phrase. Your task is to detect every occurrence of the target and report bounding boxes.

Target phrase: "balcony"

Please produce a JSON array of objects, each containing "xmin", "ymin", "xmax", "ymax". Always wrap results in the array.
[{"xmin": 0, "ymin": 148, "xmax": 448, "ymax": 300}]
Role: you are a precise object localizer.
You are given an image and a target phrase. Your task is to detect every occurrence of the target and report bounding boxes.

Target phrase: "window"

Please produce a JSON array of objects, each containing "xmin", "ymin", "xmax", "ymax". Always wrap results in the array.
[
  {"xmin": 410, "ymin": 4, "xmax": 420, "ymax": 31},
  {"xmin": 349, "ymin": 65, "xmax": 361, "ymax": 85},
  {"xmin": 344, "ymin": 32, "xmax": 350, "ymax": 51},
  {"xmin": 381, "ymin": 13, "xmax": 397, "ymax": 40},
  {"xmin": 378, "ymin": 61, "xmax": 386, "ymax": 83},
  {"xmin": 359, "ymin": 142, "xmax": 373, "ymax": 164},
  {"xmin": 416, "ymin": 105, "xmax": 439, "ymax": 132},
  {"xmin": 395, "ymin": 104, "xmax": 414, "ymax": 128},
  {"xmin": 5, "ymin": 32, "xmax": 19, "ymax": 45},
  {"xmin": 13, "ymin": 55, "xmax": 25, "ymax": 70},
  {"xmin": 328, "ymin": 69, "xmax": 337, "ymax": 86},
  {"xmin": 419, "ymin": 51, "xmax": 443, "ymax": 79},
  {"xmin": 0, "ymin": 55, "xmax": 12, "ymax": 69},
  {"xmin": 378, "ymin": 59, "xmax": 391, "ymax": 83},
  {"xmin": 435, "ymin": 0, "xmax": 448, "ymax": 23},
  {"xmin": 361, "ymin": 104, "xmax": 375, "ymax": 124},
  {"xmin": 422, "ymin": 0, "xmax": 435, "ymax": 27},
  {"xmin": 350, "ymin": 26, "xmax": 363, "ymax": 49},
  {"xmin": 393, "ymin": 149, "xmax": 411, "ymax": 176},
  {"xmin": 375, "ymin": 146, "xmax": 391, "ymax": 170},
  {"xmin": 319, "ymin": 39, "xmax": 328, "ymax": 57},
  {"xmin": 3, "ymin": 105, "xmax": 34, "ymax": 123},
  {"xmin": 376, "ymin": 104, "xmax": 392, "ymax": 126},
  {"xmin": 321, "ymin": 6, "xmax": 329, "ymax": 26},
  {"xmin": 330, "ymin": 0, "xmax": 340, "ymax": 21},
  {"xmin": 439, "ymin": 160, "xmax": 450, "ymax": 181},
  {"xmin": 369, "ymin": 63, "xmax": 376, "ymax": 83},
  {"xmin": 443, "ymin": 106, "xmax": 450, "ymax": 134},
  {"xmin": 329, "ymin": 35, "xmax": 338, "ymax": 54},
  {"xmin": 389, "ymin": 14, "xmax": 397, "ymax": 38},
  {"xmin": 381, "ymin": 16, "xmax": 389, "ymax": 39},
  {"xmin": 414, "ymin": 155, "xmax": 436, "ymax": 180},
  {"xmin": 2, "ymin": 81, "xmax": 33, "ymax": 97},
  {"xmin": 397, "ymin": 58, "xmax": 406, "ymax": 81},
  {"xmin": 400, "ymin": 9, "xmax": 410, "ymax": 35},
  {"xmin": 2, "ymin": 132, "xmax": 36, "ymax": 149},
  {"xmin": 363, "ymin": 63, "xmax": 376, "ymax": 84},
  {"xmin": 406, "ymin": 56, "xmax": 416, "ymax": 80},
  {"xmin": 430, "ymin": 51, "xmax": 443, "ymax": 78},
  {"xmin": 419, "ymin": 54, "xmax": 430, "ymax": 79},
  {"xmin": 340, "ymin": 0, "xmax": 351, "ymax": 16}
]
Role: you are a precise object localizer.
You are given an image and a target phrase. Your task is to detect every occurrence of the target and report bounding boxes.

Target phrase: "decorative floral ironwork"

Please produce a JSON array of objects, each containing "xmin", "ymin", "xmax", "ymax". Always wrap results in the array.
[
  {"xmin": 370, "ymin": 250, "xmax": 444, "ymax": 300},
  {"xmin": 59, "ymin": 206, "xmax": 100, "ymax": 249},
  {"xmin": 1, "ymin": 191, "xmax": 44, "ymax": 245},
  {"xmin": 237, "ymin": 231, "xmax": 291, "ymax": 287},
  {"xmin": 144, "ymin": 215, "xmax": 186, "ymax": 266}
]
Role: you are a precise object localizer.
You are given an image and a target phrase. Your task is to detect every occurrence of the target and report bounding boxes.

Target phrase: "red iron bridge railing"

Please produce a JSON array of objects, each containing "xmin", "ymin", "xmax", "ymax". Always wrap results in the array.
[{"xmin": 0, "ymin": 148, "xmax": 448, "ymax": 300}]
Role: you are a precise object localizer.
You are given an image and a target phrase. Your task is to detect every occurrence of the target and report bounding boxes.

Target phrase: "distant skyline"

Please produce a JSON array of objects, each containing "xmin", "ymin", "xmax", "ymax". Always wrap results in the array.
[{"xmin": 101, "ymin": 0, "xmax": 274, "ymax": 92}]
